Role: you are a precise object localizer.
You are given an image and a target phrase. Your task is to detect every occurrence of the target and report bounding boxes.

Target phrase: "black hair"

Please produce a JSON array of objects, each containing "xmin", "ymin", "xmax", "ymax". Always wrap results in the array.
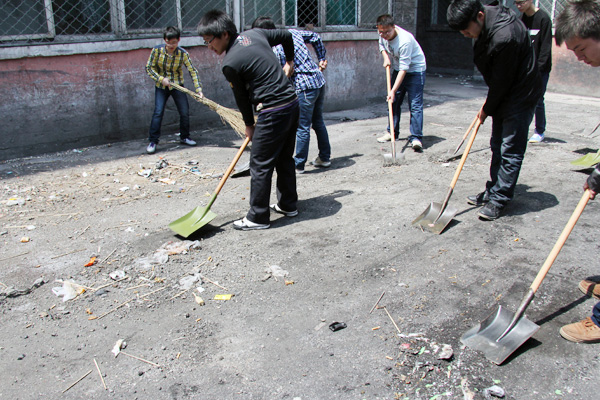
[
  {"xmin": 163, "ymin": 26, "xmax": 180, "ymax": 41},
  {"xmin": 555, "ymin": 0, "xmax": 600, "ymax": 45},
  {"xmin": 197, "ymin": 9, "xmax": 237, "ymax": 38},
  {"xmin": 251, "ymin": 16, "xmax": 276, "ymax": 29},
  {"xmin": 376, "ymin": 14, "xmax": 394, "ymax": 27},
  {"xmin": 447, "ymin": 0, "xmax": 484, "ymax": 31}
]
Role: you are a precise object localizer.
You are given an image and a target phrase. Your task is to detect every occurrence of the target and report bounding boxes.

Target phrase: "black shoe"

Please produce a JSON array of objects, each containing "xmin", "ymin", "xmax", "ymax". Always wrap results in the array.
[
  {"xmin": 467, "ymin": 191, "xmax": 489, "ymax": 206},
  {"xmin": 477, "ymin": 202, "xmax": 502, "ymax": 221}
]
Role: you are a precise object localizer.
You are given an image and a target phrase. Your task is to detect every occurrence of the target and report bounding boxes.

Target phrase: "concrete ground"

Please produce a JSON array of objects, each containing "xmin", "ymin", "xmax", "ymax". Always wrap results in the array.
[{"xmin": 1, "ymin": 75, "xmax": 599, "ymax": 399}]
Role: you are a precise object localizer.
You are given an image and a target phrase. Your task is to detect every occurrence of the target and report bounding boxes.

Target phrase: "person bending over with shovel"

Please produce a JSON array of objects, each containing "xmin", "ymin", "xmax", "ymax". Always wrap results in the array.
[
  {"xmin": 555, "ymin": 0, "xmax": 600, "ymax": 343},
  {"xmin": 376, "ymin": 14, "xmax": 427, "ymax": 151},
  {"xmin": 447, "ymin": 0, "xmax": 542, "ymax": 221},
  {"xmin": 197, "ymin": 10, "xmax": 299, "ymax": 231}
]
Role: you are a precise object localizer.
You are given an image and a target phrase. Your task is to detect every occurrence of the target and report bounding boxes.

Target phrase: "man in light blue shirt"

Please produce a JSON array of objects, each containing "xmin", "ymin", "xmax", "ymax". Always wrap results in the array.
[{"xmin": 377, "ymin": 14, "xmax": 427, "ymax": 151}]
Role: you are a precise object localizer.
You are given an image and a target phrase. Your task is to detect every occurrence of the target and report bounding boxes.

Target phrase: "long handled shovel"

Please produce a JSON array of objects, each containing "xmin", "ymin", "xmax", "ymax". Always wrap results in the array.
[
  {"xmin": 412, "ymin": 118, "xmax": 482, "ymax": 234},
  {"xmin": 168, "ymin": 136, "xmax": 251, "ymax": 237},
  {"xmin": 461, "ymin": 189, "xmax": 592, "ymax": 364},
  {"xmin": 453, "ymin": 115, "xmax": 479, "ymax": 156},
  {"xmin": 383, "ymin": 66, "xmax": 404, "ymax": 166}
]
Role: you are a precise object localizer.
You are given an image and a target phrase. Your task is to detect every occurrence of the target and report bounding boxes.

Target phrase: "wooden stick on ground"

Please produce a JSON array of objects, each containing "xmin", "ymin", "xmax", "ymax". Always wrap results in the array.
[
  {"xmin": 202, "ymin": 275, "xmax": 228, "ymax": 291},
  {"xmin": 0, "ymin": 251, "xmax": 30, "ymax": 262},
  {"xmin": 93, "ymin": 358, "xmax": 107, "ymax": 390},
  {"xmin": 382, "ymin": 306, "xmax": 402, "ymax": 335},
  {"xmin": 62, "ymin": 369, "xmax": 93, "ymax": 393},
  {"xmin": 120, "ymin": 351, "xmax": 160, "ymax": 367},
  {"xmin": 369, "ymin": 291, "xmax": 386, "ymax": 314}
]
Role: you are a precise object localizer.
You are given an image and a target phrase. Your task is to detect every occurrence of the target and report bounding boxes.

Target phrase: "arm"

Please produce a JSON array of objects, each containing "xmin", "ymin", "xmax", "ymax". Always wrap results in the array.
[
  {"xmin": 388, "ymin": 70, "xmax": 407, "ymax": 103},
  {"xmin": 222, "ymin": 65, "xmax": 255, "ymax": 128},
  {"xmin": 301, "ymin": 30, "xmax": 328, "ymax": 71},
  {"xmin": 145, "ymin": 48, "xmax": 165, "ymax": 86},
  {"xmin": 536, "ymin": 15, "xmax": 553, "ymax": 71},
  {"xmin": 182, "ymin": 52, "xmax": 203, "ymax": 96},
  {"xmin": 264, "ymin": 29, "xmax": 295, "ymax": 77},
  {"xmin": 481, "ymin": 41, "xmax": 520, "ymax": 117}
]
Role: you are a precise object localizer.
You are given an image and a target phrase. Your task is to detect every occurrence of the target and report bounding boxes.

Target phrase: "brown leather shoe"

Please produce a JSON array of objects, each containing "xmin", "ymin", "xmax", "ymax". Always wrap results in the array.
[
  {"xmin": 579, "ymin": 280, "xmax": 600, "ymax": 300},
  {"xmin": 559, "ymin": 317, "xmax": 600, "ymax": 343}
]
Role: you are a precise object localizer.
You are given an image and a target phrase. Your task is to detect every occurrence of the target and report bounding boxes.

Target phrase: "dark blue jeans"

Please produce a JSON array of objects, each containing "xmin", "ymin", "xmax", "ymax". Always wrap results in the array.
[
  {"xmin": 387, "ymin": 70, "xmax": 425, "ymax": 141},
  {"xmin": 486, "ymin": 107, "xmax": 535, "ymax": 207},
  {"xmin": 534, "ymin": 72, "xmax": 550, "ymax": 135},
  {"xmin": 148, "ymin": 86, "xmax": 190, "ymax": 144},
  {"xmin": 592, "ymin": 302, "xmax": 600, "ymax": 327},
  {"xmin": 294, "ymin": 86, "xmax": 331, "ymax": 170},
  {"xmin": 248, "ymin": 102, "xmax": 300, "ymax": 224}
]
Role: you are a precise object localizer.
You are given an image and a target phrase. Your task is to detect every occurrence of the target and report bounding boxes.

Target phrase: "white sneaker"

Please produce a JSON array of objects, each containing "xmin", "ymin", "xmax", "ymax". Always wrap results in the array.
[
  {"xmin": 311, "ymin": 156, "xmax": 331, "ymax": 168},
  {"xmin": 270, "ymin": 203, "xmax": 298, "ymax": 217},
  {"xmin": 180, "ymin": 138, "xmax": 197, "ymax": 146},
  {"xmin": 529, "ymin": 133, "xmax": 544, "ymax": 143},
  {"xmin": 233, "ymin": 217, "xmax": 270, "ymax": 231},
  {"xmin": 377, "ymin": 133, "xmax": 392, "ymax": 143},
  {"xmin": 146, "ymin": 142, "xmax": 156, "ymax": 154},
  {"xmin": 411, "ymin": 138, "xmax": 422, "ymax": 151}
]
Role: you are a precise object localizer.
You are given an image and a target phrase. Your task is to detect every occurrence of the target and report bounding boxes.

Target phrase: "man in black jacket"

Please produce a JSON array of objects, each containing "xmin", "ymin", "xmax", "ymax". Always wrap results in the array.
[
  {"xmin": 198, "ymin": 10, "xmax": 300, "ymax": 230},
  {"xmin": 447, "ymin": 0, "xmax": 541, "ymax": 220}
]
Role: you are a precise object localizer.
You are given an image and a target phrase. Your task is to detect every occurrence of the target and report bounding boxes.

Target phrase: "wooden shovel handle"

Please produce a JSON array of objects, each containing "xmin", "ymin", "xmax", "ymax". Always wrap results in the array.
[
  {"xmin": 385, "ymin": 66, "xmax": 396, "ymax": 157},
  {"xmin": 530, "ymin": 190, "xmax": 591, "ymax": 293},
  {"xmin": 449, "ymin": 119, "xmax": 481, "ymax": 189}
]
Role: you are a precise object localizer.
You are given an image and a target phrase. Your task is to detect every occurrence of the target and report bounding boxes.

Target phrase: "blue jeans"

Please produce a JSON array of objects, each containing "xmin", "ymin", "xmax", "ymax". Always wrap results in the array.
[
  {"xmin": 592, "ymin": 302, "xmax": 600, "ymax": 327},
  {"xmin": 294, "ymin": 86, "xmax": 331, "ymax": 170},
  {"xmin": 148, "ymin": 86, "xmax": 190, "ymax": 144},
  {"xmin": 387, "ymin": 70, "xmax": 425, "ymax": 141},
  {"xmin": 486, "ymin": 107, "xmax": 535, "ymax": 207},
  {"xmin": 534, "ymin": 72, "xmax": 550, "ymax": 135}
]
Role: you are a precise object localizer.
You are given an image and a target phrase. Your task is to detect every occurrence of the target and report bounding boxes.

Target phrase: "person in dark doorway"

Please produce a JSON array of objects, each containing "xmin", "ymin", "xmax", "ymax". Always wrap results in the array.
[
  {"xmin": 555, "ymin": 0, "xmax": 600, "ymax": 343},
  {"xmin": 447, "ymin": 0, "xmax": 541, "ymax": 220},
  {"xmin": 376, "ymin": 14, "xmax": 427, "ymax": 151},
  {"xmin": 515, "ymin": 0, "xmax": 553, "ymax": 143},
  {"xmin": 145, "ymin": 26, "xmax": 203, "ymax": 154},
  {"xmin": 251, "ymin": 16, "xmax": 331, "ymax": 174},
  {"xmin": 197, "ymin": 10, "xmax": 299, "ymax": 231}
]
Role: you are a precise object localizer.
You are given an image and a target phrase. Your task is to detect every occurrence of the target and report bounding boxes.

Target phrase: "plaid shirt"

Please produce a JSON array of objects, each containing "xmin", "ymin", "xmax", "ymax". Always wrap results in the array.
[
  {"xmin": 273, "ymin": 29, "xmax": 326, "ymax": 93},
  {"xmin": 145, "ymin": 44, "xmax": 202, "ymax": 91}
]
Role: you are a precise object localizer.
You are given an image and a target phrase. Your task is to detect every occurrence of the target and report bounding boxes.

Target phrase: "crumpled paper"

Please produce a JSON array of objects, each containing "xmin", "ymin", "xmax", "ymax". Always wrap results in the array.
[{"xmin": 52, "ymin": 279, "xmax": 86, "ymax": 302}]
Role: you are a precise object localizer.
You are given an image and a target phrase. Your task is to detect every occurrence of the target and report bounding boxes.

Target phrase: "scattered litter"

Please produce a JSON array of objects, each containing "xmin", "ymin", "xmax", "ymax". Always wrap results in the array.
[
  {"xmin": 25, "ymin": 225, "xmax": 35, "ymax": 230},
  {"xmin": 187, "ymin": 160, "xmax": 199, "ymax": 165},
  {"xmin": 5, "ymin": 198, "xmax": 26, "ymax": 206},
  {"xmin": 138, "ymin": 169, "xmax": 152, "ymax": 178},
  {"xmin": 158, "ymin": 178, "xmax": 176, "ymax": 185},
  {"xmin": 314, "ymin": 321, "xmax": 327, "ymax": 331},
  {"xmin": 112, "ymin": 339, "xmax": 126, "ymax": 357},
  {"xmin": 109, "ymin": 270, "xmax": 126, "ymax": 280},
  {"xmin": 484, "ymin": 385, "xmax": 505, "ymax": 398},
  {"xmin": 52, "ymin": 279, "xmax": 85, "ymax": 302},
  {"xmin": 372, "ymin": 326, "xmax": 381, "ymax": 330},
  {"xmin": 0, "ymin": 277, "xmax": 45, "ymax": 299},
  {"xmin": 214, "ymin": 294, "xmax": 233, "ymax": 300},
  {"xmin": 20, "ymin": 237, "xmax": 30, "ymax": 243},
  {"xmin": 192, "ymin": 292, "xmax": 205, "ymax": 306},
  {"xmin": 119, "ymin": 186, "xmax": 130, "ymax": 192},
  {"xmin": 284, "ymin": 279, "xmax": 295, "ymax": 285},
  {"xmin": 161, "ymin": 240, "xmax": 201, "ymax": 255},
  {"xmin": 264, "ymin": 265, "xmax": 289, "ymax": 281},
  {"xmin": 179, "ymin": 273, "xmax": 202, "ymax": 290},
  {"xmin": 125, "ymin": 227, "xmax": 134, "ymax": 232},
  {"xmin": 84, "ymin": 257, "xmax": 97, "ymax": 267},
  {"xmin": 437, "ymin": 344, "xmax": 453, "ymax": 360},
  {"xmin": 329, "ymin": 322, "xmax": 347, "ymax": 332},
  {"xmin": 155, "ymin": 159, "xmax": 168, "ymax": 169}
]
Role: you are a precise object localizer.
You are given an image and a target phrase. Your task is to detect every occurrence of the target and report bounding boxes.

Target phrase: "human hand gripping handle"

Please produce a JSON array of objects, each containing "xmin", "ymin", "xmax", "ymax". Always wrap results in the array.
[{"xmin": 584, "ymin": 167, "xmax": 600, "ymax": 199}]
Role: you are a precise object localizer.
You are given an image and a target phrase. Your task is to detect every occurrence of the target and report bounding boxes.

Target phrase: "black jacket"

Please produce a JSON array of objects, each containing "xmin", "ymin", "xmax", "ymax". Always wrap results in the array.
[
  {"xmin": 474, "ymin": 5, "xmax": 541, "ymax": 118},
  {"xmin": 222, "ymin": 29, "xmax": 297, "ymax": 126},
  {"xmin": 521, "ymin": 9, "xmax": 553, "ymax": 74}
]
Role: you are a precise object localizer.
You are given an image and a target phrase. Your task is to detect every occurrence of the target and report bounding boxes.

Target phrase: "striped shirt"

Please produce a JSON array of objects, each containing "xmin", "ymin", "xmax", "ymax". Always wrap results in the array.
[
  {"xmin": 273, "ymin": 29, "xmax": 326, "ymax": 93},
  {"xmin": 145, "ymin": 44, "xmax": 202, "ymax": 91}
]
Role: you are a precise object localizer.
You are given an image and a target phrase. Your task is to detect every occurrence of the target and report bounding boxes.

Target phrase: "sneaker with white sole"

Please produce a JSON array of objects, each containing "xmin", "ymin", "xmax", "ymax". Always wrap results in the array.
[
  {"xmin": 410, "ymin": 138, "xmax": 423, "ymax": 151},
  {"xmin": 146, "ymin": 142, "xmax": 156, "ymax": 154},
  {"xmin": 233, "ymin": 217, "xmax": 270, "ymax": 231},
  {"xmin": 296, "ymin": 168, "xmax": 305, "ymax": 175},
  {"xmin": 377, "ymin": 133, "xmax": 393, "ymax": 143},
  {"xmin": 529, "ymin": 133, "xmax": 544, "ymax": 143},
  {"xmin": 311, "ymin": 156, "xmax": 331, "ymax": 168},
  {"xmin": 270, "ymin": 203, "xmax": 298, "ymax": 217},
  {"xmin": 180, "ymin": 138, "xmax": 197, "ymax": 146}
]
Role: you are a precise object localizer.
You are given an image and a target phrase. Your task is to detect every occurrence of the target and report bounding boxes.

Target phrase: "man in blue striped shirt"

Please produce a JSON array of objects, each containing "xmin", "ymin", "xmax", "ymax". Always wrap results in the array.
[
  {"xmin": 252, "ymin": 17, "xmax": 332, "ymax": 174},
  {"xmin": 145, "ymin": 26, "xmax": 203, "ymax": 154}
]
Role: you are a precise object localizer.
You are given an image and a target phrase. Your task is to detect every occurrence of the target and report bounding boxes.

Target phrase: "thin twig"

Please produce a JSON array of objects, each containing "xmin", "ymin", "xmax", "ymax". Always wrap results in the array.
[
  {"xmin": 92, "ymin": 276, "xmax": 129, "ymax": 291},
  {"xmin": 62, "ymin": 369, "xmax": 93, "ymax": 393},
  {"xmin": 202, "ymin": 276, "xmax": 228, "ymax": 291},
  {"xmin": 370, "ymin": 291, "xmax": 386, "ymax": 314},
  {"xmin": 139, "ymin": 286, "xmax": 167, "ymax": 299},
  {"xmin": 169, "ymin": 287, "xmax": 192, "ymax": 300},
  {"xmin": 96, "ymin": 297, "xmax": 137, "ymax": 320},
  {"xmin": 93, "ymin": 358, "xmax": 107, "ymax": 390},
  {"xmin": 125, "ymin": 283, "xmax": 151, "ymax": 291},
  {"xmin": 51, "ymin": 248, "xmax": 86, "ymax": 259},
  {"xmin": 382, "ymin": 306, "xmax": 402, "ymax": 335},
  {"xmin": 76, "ymin": 225, "xmax": 91, "ymax": 238},
  {"xmin": 0, "ymin": 251, "xmax": 29, "ymax": 262},
  {"xmin": 99, "ymin": 248, "xmax": 117, "ymax": 265},
  {"xmin": 120, "ymin": 351, "xmax": 160, "ymax": 367}
]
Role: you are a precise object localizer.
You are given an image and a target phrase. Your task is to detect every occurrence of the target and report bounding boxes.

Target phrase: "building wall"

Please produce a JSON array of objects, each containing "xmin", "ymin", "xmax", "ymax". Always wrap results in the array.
[{"xmin": 0, "ymin": 37, "xmax": 383, "ymax": 161}]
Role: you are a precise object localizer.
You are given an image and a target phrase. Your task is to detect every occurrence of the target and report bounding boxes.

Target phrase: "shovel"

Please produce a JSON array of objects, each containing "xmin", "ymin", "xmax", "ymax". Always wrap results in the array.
[
  {"xmin": 412, "ymin": 118, "xmax": 482, "ymax": 234},
  {"xmin": 462, "ymin": 189, "xmax": 592, "ymax": 364},
  {"xmin": 383, "ymin": 65, "xmax": 405, "ymax": 167},
  {"xmin": 452, "ymin": 115, "xmax": 479, "ymax": 156},
  {"xmin": 571, "ymin": 149, "xmax": 600, "ymax": 168},
  {"xmin": 169, "ymin": 136, "xmax": 251, "ymax": 237}
]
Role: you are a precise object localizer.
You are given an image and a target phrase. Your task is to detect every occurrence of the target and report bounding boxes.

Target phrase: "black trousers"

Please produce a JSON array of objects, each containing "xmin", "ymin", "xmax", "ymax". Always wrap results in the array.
[
  {"xmin": 486, "ymin": 106, "xmax": 535, "ymax": 207},
  {"xmin": 247, "ymin": 102, "xmax": 300, "ymax": 224}
]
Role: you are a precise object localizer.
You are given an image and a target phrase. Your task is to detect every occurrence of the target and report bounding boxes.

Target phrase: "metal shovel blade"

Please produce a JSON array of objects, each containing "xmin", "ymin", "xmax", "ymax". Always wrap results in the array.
[
  {"xmin": 411, "ymin": 201, "xmax": 458, "ymax": 234},
  {"xmin": 461, "ymin": 305, "xmax": 540, "ymax": 365},
  {"xmin": 168, "ymin": 206, "xmax": 217, "ymax": 238},
  {"xmin": 231, "ymin": 161, "xmax": 250, "ymax": 177}
]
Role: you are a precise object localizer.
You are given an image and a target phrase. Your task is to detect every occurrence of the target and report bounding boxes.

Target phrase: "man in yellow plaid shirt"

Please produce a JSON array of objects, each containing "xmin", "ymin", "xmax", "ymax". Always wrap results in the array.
[{"xmin": 145, "ymin": 26, "xmax": 203, "ymax": 154}]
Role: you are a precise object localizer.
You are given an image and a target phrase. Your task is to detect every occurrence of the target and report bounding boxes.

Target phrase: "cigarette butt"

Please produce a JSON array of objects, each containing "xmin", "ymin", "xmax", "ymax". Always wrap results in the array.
[{"xmin": 372, "ymin": 326, "xmax": 381, "ymax": 330}]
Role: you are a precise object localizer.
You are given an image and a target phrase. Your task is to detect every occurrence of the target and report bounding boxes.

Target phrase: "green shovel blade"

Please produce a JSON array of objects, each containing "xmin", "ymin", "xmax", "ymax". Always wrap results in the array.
[
  {"xmin": 571, "ymin": 150, "xmax": 600, "ymax": 167},
  {"xmin": 168, "ymin": 206, "xmax": 217, "ymax": 238}
]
